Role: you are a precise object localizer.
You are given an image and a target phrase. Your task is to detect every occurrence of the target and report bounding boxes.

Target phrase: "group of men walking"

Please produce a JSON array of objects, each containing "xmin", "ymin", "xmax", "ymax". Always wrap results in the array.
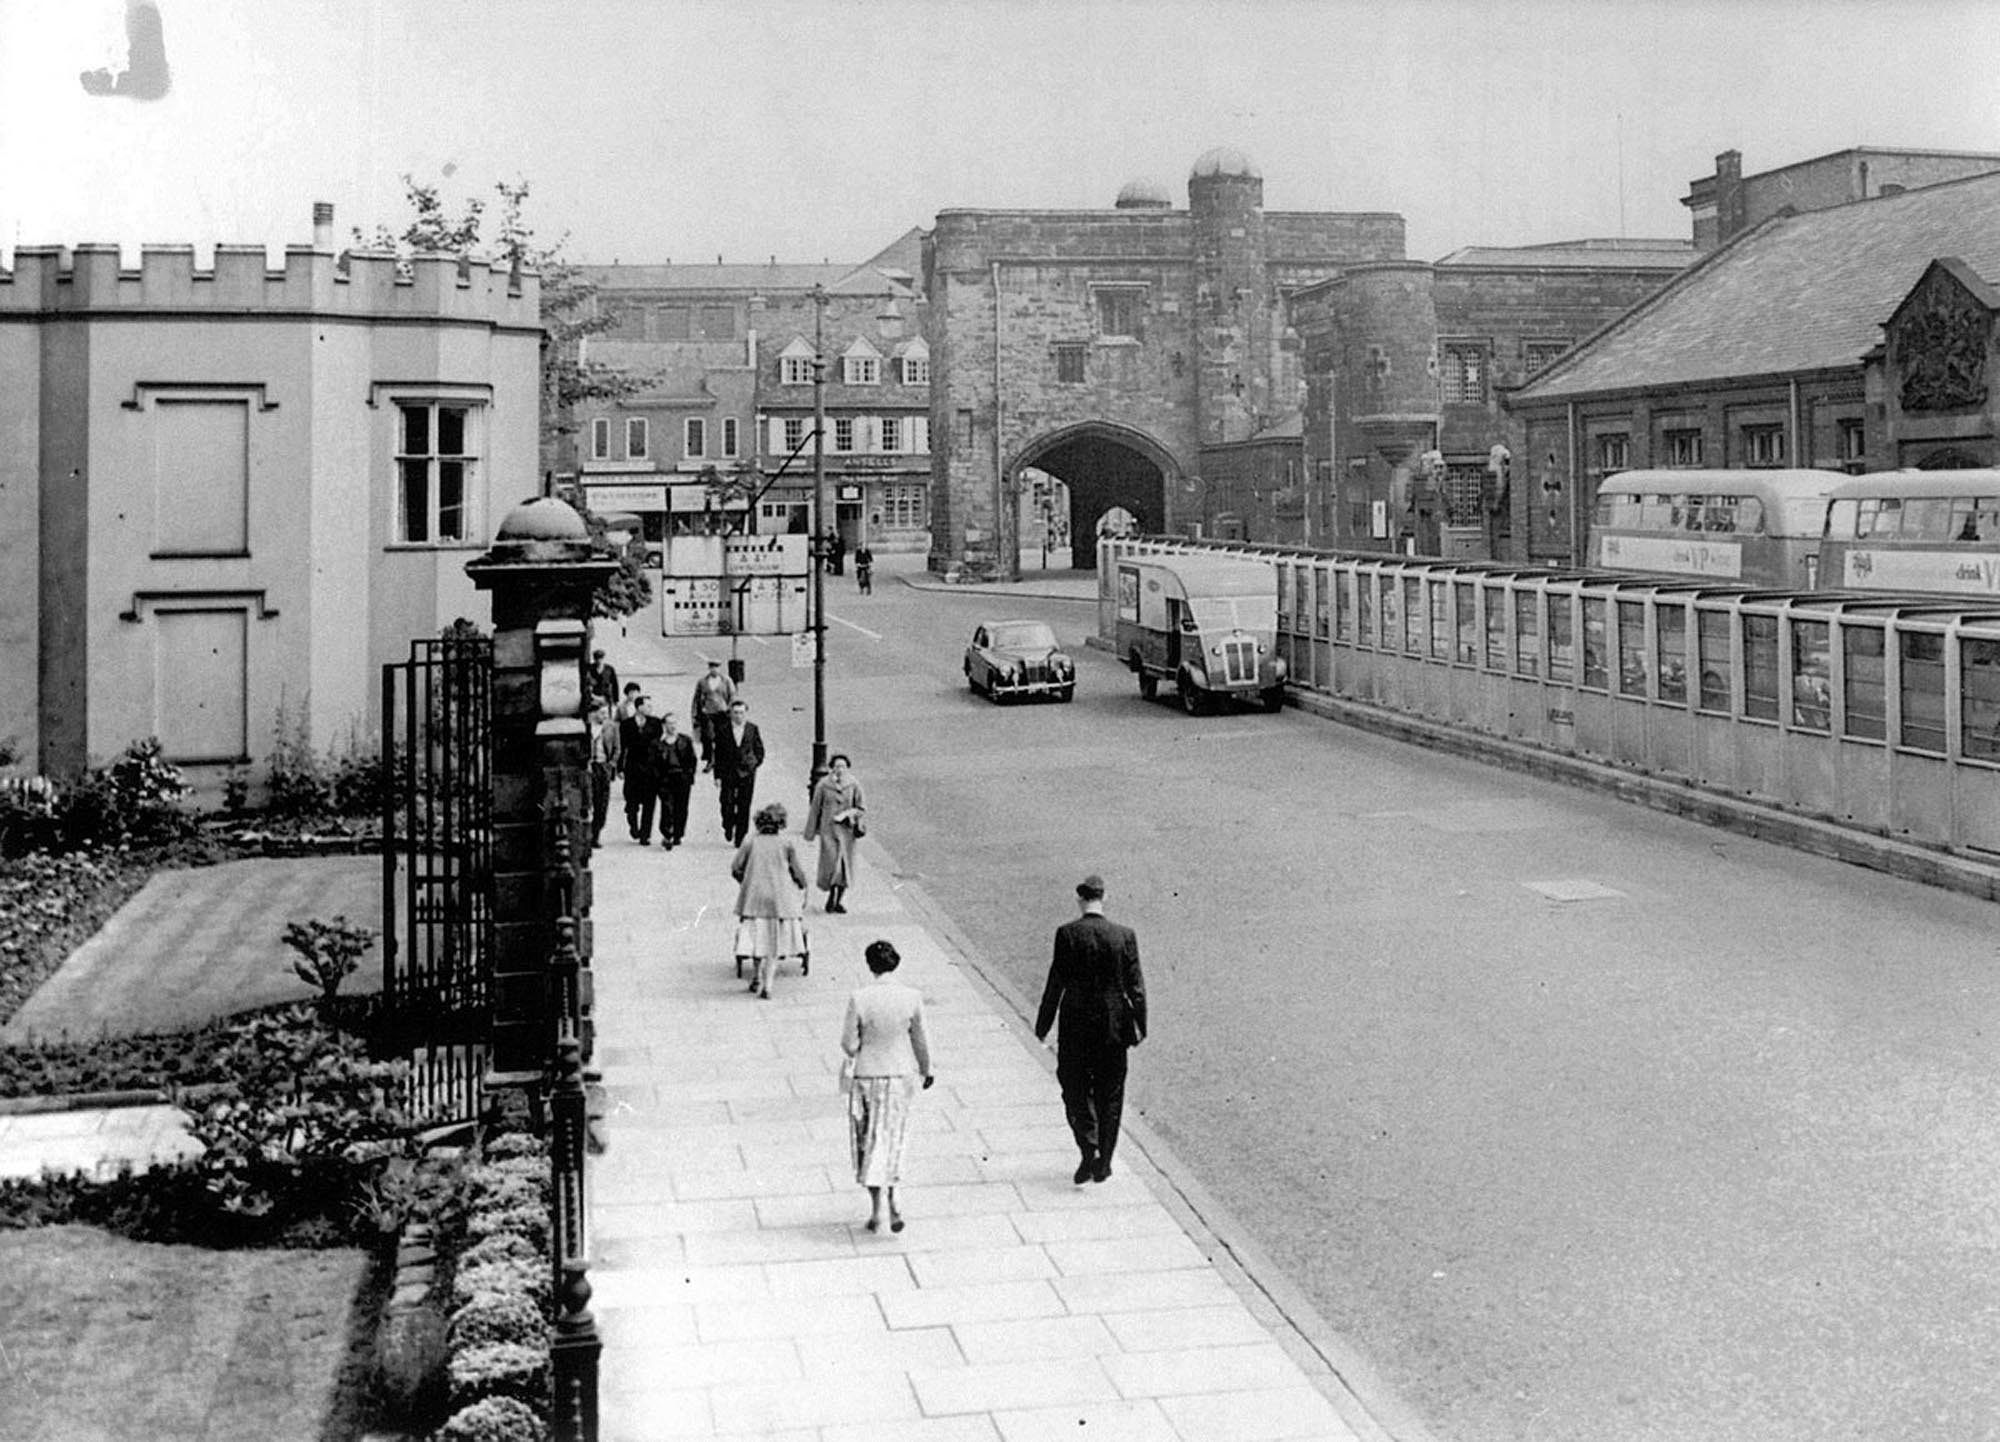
[
  {"xmin": 586, "ymin": 650, "xmax": 766, "ymax": 849},
  {"xmin": 583, "ymin": 643, "xmax": 1150, "ymax": 1189}
]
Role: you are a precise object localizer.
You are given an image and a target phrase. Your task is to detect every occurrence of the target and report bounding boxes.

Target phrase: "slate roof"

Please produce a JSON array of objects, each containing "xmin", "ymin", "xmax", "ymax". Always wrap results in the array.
[
  {"xmin": 580, "ymin": 262, "xmax": 853, "ymax": 293},
  {"xmin": 577, "ymin": 229, "xmax": 928, "ymax": 300},
  {"xmin": 583, "ymin": 341, "xmax": 734, "ymax": 401},
  {"xmin": 1435, "ymin": 238, "xmax": 1692, "ymax": 270},
  {"xmin": 1514, "ymin": 171, "xmax": 2000, "ymax": 401}
]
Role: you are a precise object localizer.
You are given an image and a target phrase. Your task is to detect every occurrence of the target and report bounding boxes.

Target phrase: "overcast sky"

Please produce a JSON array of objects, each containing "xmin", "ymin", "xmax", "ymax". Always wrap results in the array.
[{"xmin": 6, "ymin": 0, "xmax": 2000, "ymax": 270}]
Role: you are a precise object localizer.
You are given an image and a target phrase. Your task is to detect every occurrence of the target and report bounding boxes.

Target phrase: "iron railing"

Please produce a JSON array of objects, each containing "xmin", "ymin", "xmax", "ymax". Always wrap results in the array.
[{"xmin": 380, "ymin": 632, "xmax": 494, "ymax": 1124}]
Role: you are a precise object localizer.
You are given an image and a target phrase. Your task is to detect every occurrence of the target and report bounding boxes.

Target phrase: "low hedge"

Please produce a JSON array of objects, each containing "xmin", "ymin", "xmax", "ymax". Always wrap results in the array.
[{"xmin": 431, "ymin": 1132, "xmax": 555, "ymax": 1442}]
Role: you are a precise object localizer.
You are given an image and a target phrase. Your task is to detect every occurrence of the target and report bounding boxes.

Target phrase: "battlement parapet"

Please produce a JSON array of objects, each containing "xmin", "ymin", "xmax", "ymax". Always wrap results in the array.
[{"xmin": 0, "ymin": 242, "xmax": 541, "ymax": 326}]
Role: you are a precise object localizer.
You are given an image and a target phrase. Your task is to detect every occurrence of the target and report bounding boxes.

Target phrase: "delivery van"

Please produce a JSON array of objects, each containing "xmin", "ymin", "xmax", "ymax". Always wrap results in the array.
[{"xmin": 1115, "ymin": 556, "xmax": 1287, "ymax": 712}]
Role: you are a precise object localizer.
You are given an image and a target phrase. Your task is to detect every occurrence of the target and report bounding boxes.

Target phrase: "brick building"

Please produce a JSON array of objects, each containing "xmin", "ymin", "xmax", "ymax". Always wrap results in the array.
[
  {"xmin": 1685, "ymin": 146, "xmax": 2000, "ymax": 252},
  {"xmin": 574, "ymin": 231, "xmax": 932, "ymax": 556},
  {"xmin": 0, "ymin": 206, "xmax": 542, "ymax": 779},
  {"xmin": 1291, "ymin": 240, "xmax": 1689, "ymax": 560},
  {"xmin": 921, "ymin": 149, "xmax": 1690, "ymax": 574},
  {"xmin": 1508, "ymin": 170, "xmax": 2000, "ymax": 565}
]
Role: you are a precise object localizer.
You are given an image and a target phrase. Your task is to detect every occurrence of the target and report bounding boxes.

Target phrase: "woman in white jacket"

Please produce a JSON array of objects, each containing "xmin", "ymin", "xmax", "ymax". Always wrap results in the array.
[{"xmin": 840, "ymin": 939, "xmax": 935, "ymax": 1233}]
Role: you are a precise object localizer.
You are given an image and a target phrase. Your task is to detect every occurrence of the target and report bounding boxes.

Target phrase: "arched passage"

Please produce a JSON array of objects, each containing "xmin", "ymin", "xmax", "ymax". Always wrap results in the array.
[{"xmin": 1010, "ymin": 423, "xmax": 1176, "ymax": 570}]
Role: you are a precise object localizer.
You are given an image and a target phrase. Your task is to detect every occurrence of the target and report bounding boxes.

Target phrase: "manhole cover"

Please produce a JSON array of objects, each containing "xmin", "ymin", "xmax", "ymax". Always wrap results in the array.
[{"xmin": 1522, "ymin": 878, "xmax": 1626, "ymax": 903}]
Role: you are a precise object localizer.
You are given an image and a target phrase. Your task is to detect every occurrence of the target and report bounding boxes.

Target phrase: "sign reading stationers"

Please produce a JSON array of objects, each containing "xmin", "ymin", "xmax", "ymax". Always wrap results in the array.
[{"xmin": 660, "ymin": 534, "xmax": 811, "ymax": 637}]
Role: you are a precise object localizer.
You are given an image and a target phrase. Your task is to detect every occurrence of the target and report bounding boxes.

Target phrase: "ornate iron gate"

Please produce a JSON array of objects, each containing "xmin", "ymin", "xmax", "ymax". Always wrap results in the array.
[{"xmin": 381, "ymin": 631, "xmax": 494, "ymax": 1123}]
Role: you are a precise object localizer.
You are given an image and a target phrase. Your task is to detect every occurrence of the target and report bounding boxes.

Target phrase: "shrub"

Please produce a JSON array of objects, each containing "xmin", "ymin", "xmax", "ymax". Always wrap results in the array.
[
  {"xmin": 446, "ymin": 1341, "xmax": 549, "ymax": 1412},
  {"xmin": 280, "ymin": 914, "xmax": 377, "ymax": 1013},
  {"xmin": 434, "ymin": 1395, "xmax": 547, "ymax": 1442},
  {"xmin": 458, "ymin": 1231, "xmax": 538, "ymax": 1273},
  {"xmin": 463, "ymin": 1201, "xmax": 551, "ymax": 1254},
  {"xmin": 183, "ymin": 1004, "xmax": 413, "ymax": 1224},
  {"xmin": 450, "ymin": 1257, "xmax": 547, "ymax": 1313},
  {"xmin": 0, "ymin": 740, "xmax": 193, "ymax": 857},
  {"xmin": 448, "ymin": 1292, "xmax": 549, "ymax": 1352},
  {"xmin": 482, "ymin": 1132, "xmax": 547, "ymax": 1163}
]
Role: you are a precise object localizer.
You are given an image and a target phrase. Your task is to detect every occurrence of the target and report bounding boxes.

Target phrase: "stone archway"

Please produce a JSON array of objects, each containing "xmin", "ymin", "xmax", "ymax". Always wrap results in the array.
[{"xmin": 1010, "ymin": 422, "xmax": 1176, "ymax": 571}]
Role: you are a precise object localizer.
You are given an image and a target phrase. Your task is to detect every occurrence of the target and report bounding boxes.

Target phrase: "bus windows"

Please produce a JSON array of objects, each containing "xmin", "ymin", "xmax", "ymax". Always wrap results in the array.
[
  {"xmin": 1744, "ymin": 615, "xmax": 1780, "ymax": 720},
  {"xmin": 1582, "ymin": 599, "xmax": 1609, "ymax": 689},
  {"xmin": 1842, "ymin": 627, "xmax": 1886, "ymax": 741},
  {"xmin": 1857, "ymin": 497, "xmax": 1903, "ymax": 536},
  {"xmin": 1962, "ymin": 637, "xmax": 2000, "ymax": 759},
  {"xmin": 1791, "ymin": 621, "xmax": 1831, "ymax": 731},
  {"xmin": 1902, "ymin": 632, "xmax": 1947, "ymax": 752},
  {"xmin": 1826, "ymin": 498, "xmax": 1860, "ymax": 539},
  {"xmin": 1904, "ymin": 497, "xmax": 1953, "ymax": 539},
  {"xmin": 1696, "ymin": 611, "xmax": 1731, "ymax": 712},
  {"xmin": 1734, "ymin": 496, "xmax": 1764, "ymax": 534}
]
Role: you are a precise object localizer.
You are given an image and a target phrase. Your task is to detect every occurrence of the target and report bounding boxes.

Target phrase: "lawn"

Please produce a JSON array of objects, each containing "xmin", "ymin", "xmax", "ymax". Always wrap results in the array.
[
  {"xmin": 0, "ymin": 1224, "xmax": 384, "ymax": 1442},
  {"xmin": 0, "ymin": 844, "xmax": 401, "ymax": 1440}
]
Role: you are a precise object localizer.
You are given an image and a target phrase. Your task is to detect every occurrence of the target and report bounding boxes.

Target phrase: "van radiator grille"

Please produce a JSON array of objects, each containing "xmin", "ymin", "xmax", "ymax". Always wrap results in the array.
[{"xmin": 1221, "ymin": 640, "xmax": 1257, "ymax": 684}]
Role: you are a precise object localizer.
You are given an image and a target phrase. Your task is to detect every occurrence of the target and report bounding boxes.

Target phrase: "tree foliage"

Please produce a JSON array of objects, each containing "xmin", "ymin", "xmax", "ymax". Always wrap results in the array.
[
  {"xmin": 361, "ymin": 176, "xmax": 654, "ymax": 616},
  {"xmin": 357, "ymin": 176, "xmax": 651, "ymax": 453}
]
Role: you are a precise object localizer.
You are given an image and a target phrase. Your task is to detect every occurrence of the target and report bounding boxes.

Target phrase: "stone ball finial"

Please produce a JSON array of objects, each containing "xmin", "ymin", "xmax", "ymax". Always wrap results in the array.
[
  {"xmin": 1190, "ymin": 146, "xmax": 1262, "ymax": 182},
  {"xmin": 495, "ymin": 496, "xmax": 589, "ymax": 543},
  {"xmin": 1115, "ymin": 177, "xmax": 1172, "ymax": 209}
]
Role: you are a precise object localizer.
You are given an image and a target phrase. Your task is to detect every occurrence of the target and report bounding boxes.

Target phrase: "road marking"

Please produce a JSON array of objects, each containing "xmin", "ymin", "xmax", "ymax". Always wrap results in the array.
[
  {"xmin": 828, "ymin": 614, "xmax": 883, "ymax": 640},
  {"xmin": 1522, "ymin": 878, "xmax": 1626, "ymax": 903}
]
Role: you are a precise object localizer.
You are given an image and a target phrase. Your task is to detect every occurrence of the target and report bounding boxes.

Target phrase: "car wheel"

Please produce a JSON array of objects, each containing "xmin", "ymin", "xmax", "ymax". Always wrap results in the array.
[
  {"xmin": 1261, "ymin": 686, "xmax": 1284, "ymax": 713},
  {"xmin": 1058, "ymin": 685, "xmax": 1075, "ymax": 703}
]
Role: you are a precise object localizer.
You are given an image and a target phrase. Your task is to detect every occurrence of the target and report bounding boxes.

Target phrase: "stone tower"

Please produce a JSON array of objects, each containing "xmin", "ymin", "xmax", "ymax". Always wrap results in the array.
[{"xmin": 1189, "ymin": 146, "xmax": 1271, "ymax": 446}]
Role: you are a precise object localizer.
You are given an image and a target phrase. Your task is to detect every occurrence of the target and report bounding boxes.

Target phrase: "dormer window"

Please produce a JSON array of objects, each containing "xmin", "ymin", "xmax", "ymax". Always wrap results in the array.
[
  {"xmin": 898, "ymin": 338, "xmax": 931, "ymax": 386},
  {"xmin": 843, "ymin": 337, "xmax": 883, "ymax": 385},
  {"xmin": 779, "ymin": 336, "xmax": 816, "ymax": 387}
]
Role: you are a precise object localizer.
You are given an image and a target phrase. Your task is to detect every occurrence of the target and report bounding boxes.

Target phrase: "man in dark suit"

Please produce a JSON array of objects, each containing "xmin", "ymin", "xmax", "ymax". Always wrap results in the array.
[
  {"xmin": 711, "ymin": 697, "xmax": 765, "ymax": 845},
  {"xmin": 1035, "ymin": 873, "xmax": 1147, "ymax": 1184},
  {"xmin": 654, "ymin": 711, "xmax": 699, "ymax": 849},
  {"xmin": 619, "ymin": 695, "xmax": 662, "ymax": 844}
]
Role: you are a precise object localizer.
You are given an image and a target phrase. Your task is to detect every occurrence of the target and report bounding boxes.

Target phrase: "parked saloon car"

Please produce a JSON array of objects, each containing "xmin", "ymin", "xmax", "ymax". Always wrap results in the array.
[{"xmin": 964, "ymin": 619, "xmax": 1076, "ymax": 703}]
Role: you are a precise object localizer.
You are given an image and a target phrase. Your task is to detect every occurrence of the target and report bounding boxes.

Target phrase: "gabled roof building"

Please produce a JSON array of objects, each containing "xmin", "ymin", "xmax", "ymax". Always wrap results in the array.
[{"xmin": 1508, "ymin": 168, "xmax": 2000, "ymax": 565}]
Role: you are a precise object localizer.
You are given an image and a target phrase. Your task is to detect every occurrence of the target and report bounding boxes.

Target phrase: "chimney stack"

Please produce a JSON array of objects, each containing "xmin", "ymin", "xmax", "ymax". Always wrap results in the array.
[{"xmin": 312, "ymin": 201, "xmax": 335, "ymax": 251}]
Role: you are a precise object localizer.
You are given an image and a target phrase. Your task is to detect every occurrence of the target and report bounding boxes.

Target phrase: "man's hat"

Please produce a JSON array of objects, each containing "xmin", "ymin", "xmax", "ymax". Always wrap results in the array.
[
  {"xmin": 1076, "ymin": 874, "xmax": 1105, "ymax": 899},
  {"xmin": 706, "ymin": 657, "xmax": 721, "ymax": 667}
]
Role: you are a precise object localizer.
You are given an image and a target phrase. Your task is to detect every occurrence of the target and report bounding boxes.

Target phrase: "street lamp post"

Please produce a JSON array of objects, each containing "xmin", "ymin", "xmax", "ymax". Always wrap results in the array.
[{"xmin": 809, "ymin": 284, "xmax": 829, "ymax": 797}]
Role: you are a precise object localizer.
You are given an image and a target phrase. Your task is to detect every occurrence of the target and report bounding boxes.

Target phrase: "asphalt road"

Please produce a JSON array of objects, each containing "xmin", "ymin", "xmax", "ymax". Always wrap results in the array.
[{"xmin": 615, "ymin": 566, "xmax": 2000, "ymax": 1442}]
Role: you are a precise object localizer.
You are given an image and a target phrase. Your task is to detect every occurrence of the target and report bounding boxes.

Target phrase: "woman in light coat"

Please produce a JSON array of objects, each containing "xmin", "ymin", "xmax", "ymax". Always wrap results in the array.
[
  {"xmin": 730, "ymin": 802, "xmax": 809, "ymax": 998},
  {"xmin": 840, "ymin": 939, "xmax": 934, "ymax": 1233},
  {"xmin": 803, "ymin": 752, "xmax": 866, "ymax": 913}
]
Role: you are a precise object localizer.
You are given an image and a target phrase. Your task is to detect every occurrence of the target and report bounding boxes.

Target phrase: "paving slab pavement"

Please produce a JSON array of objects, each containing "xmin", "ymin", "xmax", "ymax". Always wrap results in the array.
[{"xmin": 587, "ymin": 822, "xmax": 1403, "ymax": 1441}]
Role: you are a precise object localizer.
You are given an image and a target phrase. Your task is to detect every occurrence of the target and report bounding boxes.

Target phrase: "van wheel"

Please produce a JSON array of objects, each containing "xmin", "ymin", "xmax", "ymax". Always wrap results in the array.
[
  {"xmin": 1179, "ymin": 674, "xmax": 1204, "ymax": 715},
  {"xmin": 1137, "ymin": 667, "xmax": 1158, "ymax": 701},
  {"xmin": 1261, "ymin": 686, "xmax": 1284, "ymax": 713},
  {"xmin": 1057, "ymin": 685, "xmax": 1075, "ymax": 704}
]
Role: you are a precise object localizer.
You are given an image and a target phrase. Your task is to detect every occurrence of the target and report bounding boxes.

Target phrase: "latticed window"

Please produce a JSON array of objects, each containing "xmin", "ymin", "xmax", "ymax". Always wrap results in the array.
[
  {"xmin": 1524, "ymin": 340, "xmax": 1569, "ymax": 375},
  {"xmin": 783, "ymin": 417, "xmax": 808, "ymax": 453},
  {"xmin": 1441, "ymin": 346, "xmax": 1486, "ymax": 404},
  {"xmin": 1441, "ymin": 464, "xmax": 1487, "ymax": 524}
]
